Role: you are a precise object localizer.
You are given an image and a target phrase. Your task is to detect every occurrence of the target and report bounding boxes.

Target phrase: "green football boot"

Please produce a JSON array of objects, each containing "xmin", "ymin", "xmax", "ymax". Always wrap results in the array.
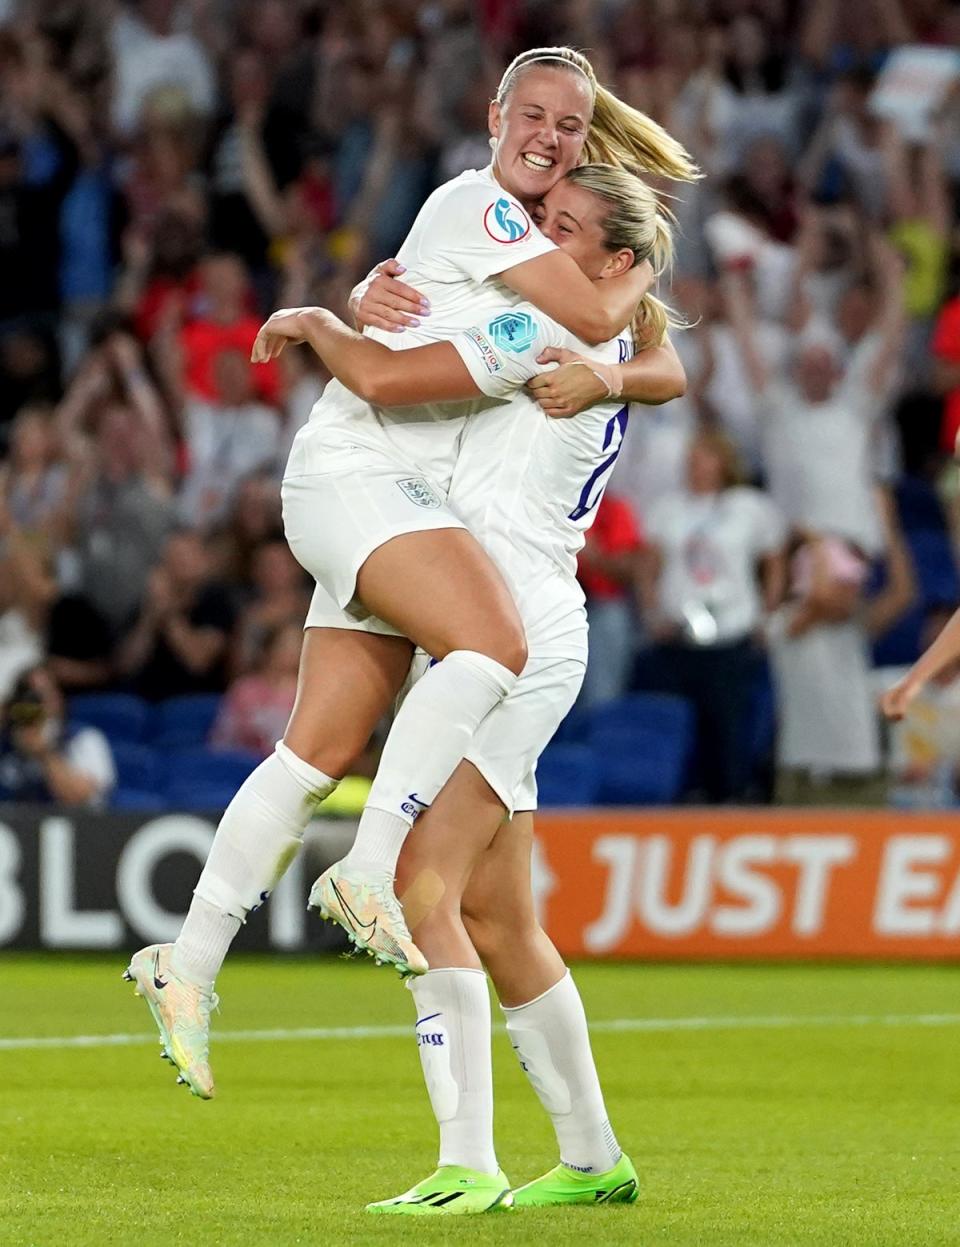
[
  {"xmin": 512, "ymin": 1153, "xmax": 639, "ymax": 1206},
  {"xmin": 366, "ymin": 1165, "xmax": 513, "ymax": 1215}
]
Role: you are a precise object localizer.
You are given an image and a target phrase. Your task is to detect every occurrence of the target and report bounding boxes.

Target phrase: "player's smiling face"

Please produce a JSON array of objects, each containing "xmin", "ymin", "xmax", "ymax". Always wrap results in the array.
[
  {"xmin": 532, "ymin": 181, "xmax": 634, "ymax": 281},
  {"xmin": 489, "ymin": 66, "xmax": 591, "ymax": 207}
]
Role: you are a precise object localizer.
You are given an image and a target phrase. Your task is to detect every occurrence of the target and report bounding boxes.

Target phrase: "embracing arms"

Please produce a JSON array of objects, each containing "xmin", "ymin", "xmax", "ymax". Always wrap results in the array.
[
  {"xmin": 253, "ymin": 305, "xmax": 685, "ymax": 412},
  {"xmin": 252, "ymin": 308, "xmax": 481, "ymax": 406},
  {"xmin": 352, "ymin": 260, "xmax": 686, "ymax": 416}
]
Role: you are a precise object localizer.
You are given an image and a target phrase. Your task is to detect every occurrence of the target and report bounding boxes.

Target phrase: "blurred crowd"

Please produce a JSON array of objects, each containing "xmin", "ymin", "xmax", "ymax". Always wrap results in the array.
[{"xmin": 3, "ymin": 0, "xmax": 960, "ymax": 808}]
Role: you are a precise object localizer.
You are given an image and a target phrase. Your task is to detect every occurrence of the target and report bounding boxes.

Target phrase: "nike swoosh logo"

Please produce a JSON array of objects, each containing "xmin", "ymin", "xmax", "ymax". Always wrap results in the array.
[
  {"xmin": 331, "ymin": 880, "xmax": 377, "ymax": 936},
  {"xmin": 153, "ymin": 949, "xmax": 167, "ymax": 991}
]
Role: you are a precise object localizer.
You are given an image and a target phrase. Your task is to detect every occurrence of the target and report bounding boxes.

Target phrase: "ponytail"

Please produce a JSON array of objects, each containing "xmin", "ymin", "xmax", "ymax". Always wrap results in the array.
[
  {"xmin": 586, "ymin": 83, "xmax": 701, "ymax": 184},
  {"xmin": 634, "ymin": 213, "xmax": 679, "ymax": 348}
]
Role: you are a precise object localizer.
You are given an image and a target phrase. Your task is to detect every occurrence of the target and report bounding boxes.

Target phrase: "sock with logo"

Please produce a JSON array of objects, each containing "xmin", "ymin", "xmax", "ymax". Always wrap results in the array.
[
  {"xmin": 502, "ymin": 969, "xmax": 621, "ymax": 1175},
  {"xmin": 171, "ymin": 742, "xmax": 337, "ymax": 988},
  {"xmin": 342, "ymin": 650, "xmax": 517, "ymax": 879},
  {"xmin": 408, "ymin": 967, "xmax": 498, "ymax": 1175}
]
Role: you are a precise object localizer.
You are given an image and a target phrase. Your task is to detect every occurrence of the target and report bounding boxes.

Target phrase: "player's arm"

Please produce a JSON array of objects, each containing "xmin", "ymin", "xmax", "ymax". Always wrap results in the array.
[
  {"xmin": 499, "ymin": 251, "xmax": 651, "ymax": 345},
  {"xmin": 351, "ymin": 250, "xmax": 649, "ymax": 345},
  {"xmin": 252, "ymin": 307, "xmax": 483, "ymax": 406},
  {"xmin": 528, "ymin": 337, "xmax": 687, "ymax": 418},
  {"xmin": 882, "ymin": 609, "xmax": 960, "ymax": 721},
  {"xmin": 253, "ymin": 305, "xmax": 562, "ymax": 409}
]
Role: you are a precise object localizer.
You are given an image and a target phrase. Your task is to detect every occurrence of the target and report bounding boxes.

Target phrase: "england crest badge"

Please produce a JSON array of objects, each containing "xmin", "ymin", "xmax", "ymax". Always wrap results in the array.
[{"xmin": 397, "ymin": 477, "xmax": 442, "ymax": 509}]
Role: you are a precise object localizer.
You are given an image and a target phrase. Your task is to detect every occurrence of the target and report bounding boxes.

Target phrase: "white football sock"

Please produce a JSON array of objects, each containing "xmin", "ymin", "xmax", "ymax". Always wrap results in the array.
[
  {"xmin": 343, "ymin": 650, "xmax": 517, "ymax": 878},
  {"xmin": 171, "ymin": 742, "xmax": 337, "ymax": 988},
  {"xmin": 409, "ymin": 968, "xmax": 498, "ymax": 1175},
  {"xmin": 503, "ymin": 970, "xmax": 621, "ymax": 1175}
]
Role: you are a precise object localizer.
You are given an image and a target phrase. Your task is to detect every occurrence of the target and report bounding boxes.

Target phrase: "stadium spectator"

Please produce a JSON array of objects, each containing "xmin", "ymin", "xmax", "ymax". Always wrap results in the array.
[
  {"xmin": 0, "ymin": 664, "xmax": 114, "ymax": 806},
  {"xmin": 740, "ymin": 231, "xmax": 905, "ymax": 563},
  {"xmin": 178, "ymin": 348, "xmax": 281, "ymax": 530},
  {"xmin": 211, "ymin": 619, "xmax": 301, "ymax": 758},
  {"xmin": 168, "ymin": 253, "xmax": 279, "ymax": 405},
  {"xmin": 207, "ymin": 471, "xmax": 284, "ymax": 586},
  {"xmin": 931, "ymin": 286, "xmax": 960, "ymax": 453},
  {"xmin": 116, "ymin": 528, "xmax": 236, "ymax": 701},
  {"xmin": 638, "ymin": 428, "xmax": 787, "ymax": 801},
  {"xmin": 576, "ymin": 493, "xmax": 644, "ymax": 708},
  {"xmin": 769, "ymin": 490, "xmax": 916, "ymax": 804},
  {"xmin": 1, "ymin": 404, "xmax": 71, "ymax": 542},
  {"xmin": 58, "ymin": 340, "xmax": 176, "ymax": 632},
  {"xmin": 109, "ymin": 0, "xmax": 216, "ymax": 138},
  {"xmin": 231, "ymin": 538, "xmax": 310, "ymax": 677}
]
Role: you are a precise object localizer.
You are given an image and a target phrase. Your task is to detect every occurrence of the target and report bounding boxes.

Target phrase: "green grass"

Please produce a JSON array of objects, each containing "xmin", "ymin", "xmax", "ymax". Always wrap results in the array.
[{"xmin": 2, "ymin": 956, "xmax": 959, "ymax": 1246}]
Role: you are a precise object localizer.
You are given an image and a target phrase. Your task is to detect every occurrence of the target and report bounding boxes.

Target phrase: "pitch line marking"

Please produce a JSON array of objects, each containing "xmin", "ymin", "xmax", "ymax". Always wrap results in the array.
[{"xmin": 2, "ymin": 1012, "xmax": 960, "ymax": 1052}]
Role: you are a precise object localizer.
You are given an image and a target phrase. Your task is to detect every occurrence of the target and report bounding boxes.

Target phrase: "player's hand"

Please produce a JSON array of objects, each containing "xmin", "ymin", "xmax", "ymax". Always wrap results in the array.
[
  {"xmin": 351, "ymin": 259, "xmax": 429, "ymax": 333},
  {"xmin": 880, "ymin": 675, "xmax": 922, "ymax": 721},
  {"xmin": 528, "ymin": 350, "xmax": 608, "ymax": 418},
  {"xmin": 251, "ymin": 309, "xmax": 310, "ymax": 363}
]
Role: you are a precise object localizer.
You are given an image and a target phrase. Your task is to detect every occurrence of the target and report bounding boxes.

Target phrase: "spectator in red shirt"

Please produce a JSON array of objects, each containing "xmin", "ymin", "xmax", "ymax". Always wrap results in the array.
[
  {"xmin": 179, "ymin": 253, "xmax": 279, "ymax": 404},
  {"xmin": 932, "ymin": 294, "xmax": 960, "ymax": 453},
  {"xmin": 576, "ymin": 492, "xmax": 645, "ymax": 707}
]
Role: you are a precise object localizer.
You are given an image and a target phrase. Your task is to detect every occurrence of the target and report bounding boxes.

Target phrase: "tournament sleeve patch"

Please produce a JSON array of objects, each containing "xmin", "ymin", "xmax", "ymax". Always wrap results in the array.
[
  {"xmin": 463, "ymin": 326, "xmax": 503, "ymax": 374},
  {"xmin": 482, "ymin": 197, "xmax": 532, "ymax": 243},
  {"xmin": 488, "ymin": 311, "xmax": 538, "ymax": 353}
]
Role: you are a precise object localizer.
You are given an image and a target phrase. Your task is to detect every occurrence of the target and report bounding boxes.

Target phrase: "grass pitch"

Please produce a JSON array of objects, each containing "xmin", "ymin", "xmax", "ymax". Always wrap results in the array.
[{"xmin": 1, "ymin": 955, "xmax": 959, "ymax": 1246}]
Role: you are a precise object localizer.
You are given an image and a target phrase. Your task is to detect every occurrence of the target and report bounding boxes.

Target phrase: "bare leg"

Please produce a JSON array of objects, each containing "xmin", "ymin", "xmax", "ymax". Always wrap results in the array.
[
  {"xmin": 395, "ymin": 760, "xmax": 508, "ymax": 969},
  {"xmin": 462, "ymin": 813, "xmax": 565, "ymax": 1005},
  {"xmin": 283, "ymin": 627, "xmax": 415, "ymax": 774}
]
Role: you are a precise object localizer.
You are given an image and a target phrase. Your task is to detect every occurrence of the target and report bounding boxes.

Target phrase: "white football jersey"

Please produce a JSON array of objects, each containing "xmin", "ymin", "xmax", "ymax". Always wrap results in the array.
[
  {"xmin": 285, "ymin": 166, "xmax": 556, "ymax": 489},
  {"xmin": 450, "ymin": 303, "xmax": 635, "ymax": 658}
]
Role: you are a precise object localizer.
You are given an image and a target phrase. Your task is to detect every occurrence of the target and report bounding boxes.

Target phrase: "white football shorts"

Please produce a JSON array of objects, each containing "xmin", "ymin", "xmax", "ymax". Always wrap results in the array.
[{"xmin": 282, "ymin": 459, "xmax": 465, "ymax": 615}]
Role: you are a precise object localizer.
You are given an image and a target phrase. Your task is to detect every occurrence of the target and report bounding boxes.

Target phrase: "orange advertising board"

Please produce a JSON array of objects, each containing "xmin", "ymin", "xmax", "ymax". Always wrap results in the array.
[{"xmin": 532, "ymin": 810, "xmax": 960, "ymax": 959}]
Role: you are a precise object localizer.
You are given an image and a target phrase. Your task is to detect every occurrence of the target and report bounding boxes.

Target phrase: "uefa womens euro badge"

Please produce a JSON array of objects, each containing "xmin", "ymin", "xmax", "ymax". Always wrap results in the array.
[
  {"xmin": 483, "ymin": 196, "xmax": 532, "ymax": 243},
  {"xmin": 488, "ymin": 311, "xmax": 537, "ymax": 353}
]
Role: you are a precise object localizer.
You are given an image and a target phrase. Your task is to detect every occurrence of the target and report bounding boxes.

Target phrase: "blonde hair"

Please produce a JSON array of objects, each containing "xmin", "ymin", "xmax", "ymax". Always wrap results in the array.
[
  {"xmin": 565, "ymin": 163, "xmax": 680, "ymax": 347},
  {"xmin": 496, "ymin": 46, "xmax": 700, "ymax": 184}
]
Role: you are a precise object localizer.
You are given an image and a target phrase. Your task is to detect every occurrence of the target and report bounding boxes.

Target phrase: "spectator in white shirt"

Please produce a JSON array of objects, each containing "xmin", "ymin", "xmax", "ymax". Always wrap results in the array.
[
  {"xmin": 110, "ymin": 0, "xmax": 216, "ymax": 137},
  {"xmin": 639, "ymin": 428, "xmax": 787, "ymax": 801},
  {"xmin": 179, "ymin": 349, "xmax": 281, "ymax": 530},
  {"xmin": 742, "ymin": 231, "xmax": 906, "ymax": 559},
  {"xmin": 770, "ymin": 491, "xmax": 916, "ymax": 805}
]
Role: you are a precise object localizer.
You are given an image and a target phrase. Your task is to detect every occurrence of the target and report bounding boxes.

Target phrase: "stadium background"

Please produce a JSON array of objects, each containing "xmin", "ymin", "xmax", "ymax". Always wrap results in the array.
[{"xmin": 1, "ymin": 2, "xmax": 959, "ymax": 1244}]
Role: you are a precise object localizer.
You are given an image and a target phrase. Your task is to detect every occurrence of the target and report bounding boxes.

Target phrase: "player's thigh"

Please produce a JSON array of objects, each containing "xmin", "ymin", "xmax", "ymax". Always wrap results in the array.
[
  {"xmin": 284, "ymin": 625, "xmax": 414, "ymax": 777},
  {"xmin": 283, "ymin": 467, "xmax": 525, "ymax": 672},
  {"xmin": 356, "ymin": 528, "xmax": 527, "ymax": 674}
]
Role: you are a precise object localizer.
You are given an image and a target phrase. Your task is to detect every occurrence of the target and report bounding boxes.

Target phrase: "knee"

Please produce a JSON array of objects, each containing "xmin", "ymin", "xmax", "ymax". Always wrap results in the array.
[
  {"xmin": 463, "ymin": 902, "xmax": 537, "ymax": 963},
  {"xmin": 281, "ymin": 735, "xmax": 354, "ymax": 780},
  {"xmin": 482, "ymin": 623, "xmax": 527, "ymax": 677}
]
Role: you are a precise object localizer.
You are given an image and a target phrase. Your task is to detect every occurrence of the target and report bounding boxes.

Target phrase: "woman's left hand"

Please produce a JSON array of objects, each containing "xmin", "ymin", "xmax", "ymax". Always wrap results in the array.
[
  {"xmin": 527, "ymin": 349, "xmax": 608, "ymax": 418},
  {"xmin": 251, "ymin": 309, "xmax": 312, "ymax": 363}
]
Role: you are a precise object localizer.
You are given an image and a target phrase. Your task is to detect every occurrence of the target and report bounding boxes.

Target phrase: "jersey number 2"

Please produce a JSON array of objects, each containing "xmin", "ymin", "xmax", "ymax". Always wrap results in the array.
[{"xmin": 567, "ymin": 406, "xmax": 628, "ymax": 523}]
